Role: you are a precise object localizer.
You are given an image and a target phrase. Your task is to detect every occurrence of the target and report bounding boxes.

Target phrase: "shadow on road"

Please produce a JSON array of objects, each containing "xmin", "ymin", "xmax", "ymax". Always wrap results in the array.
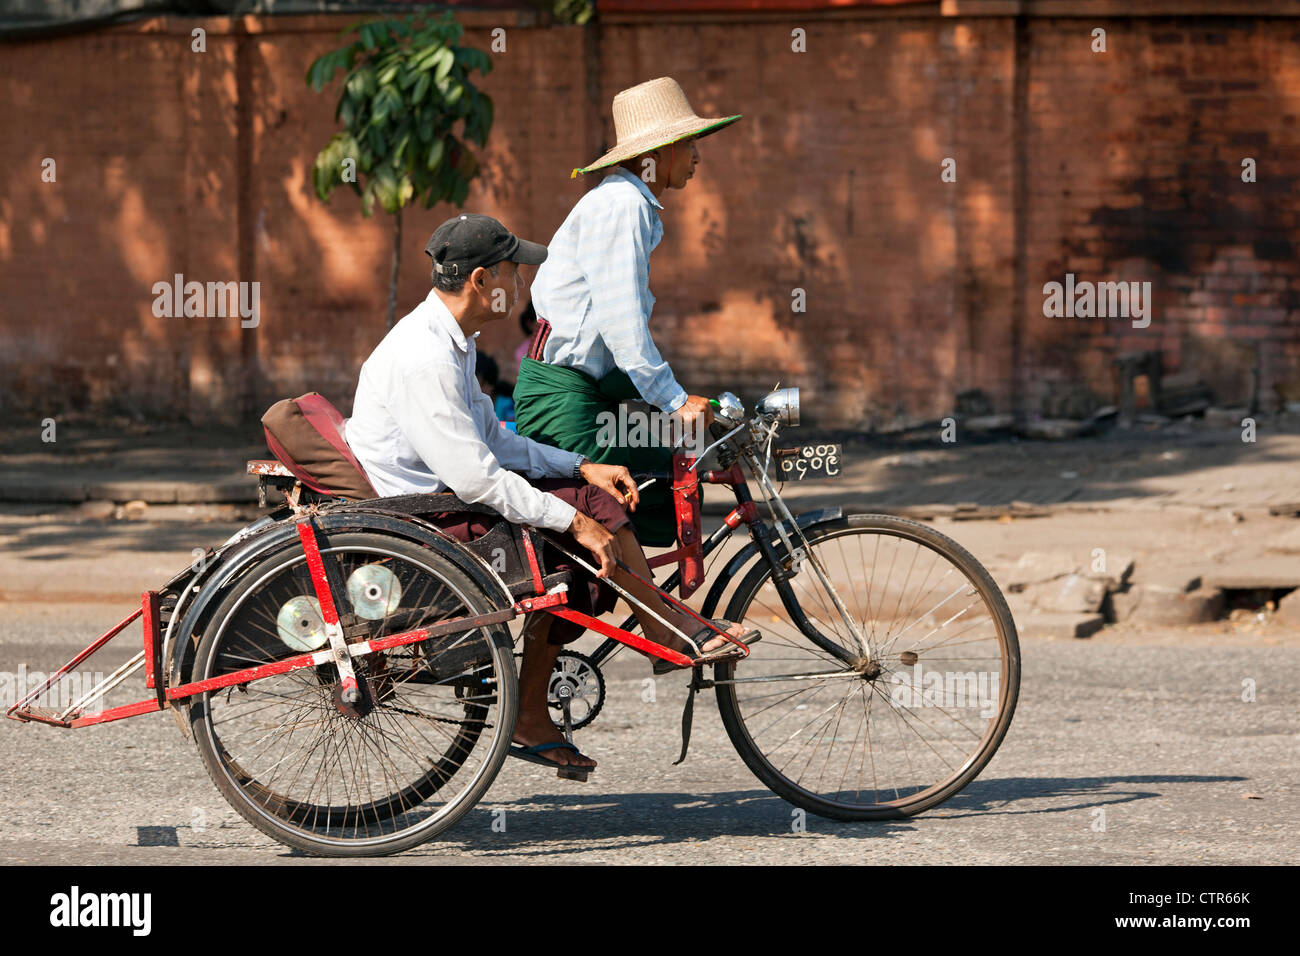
[
  {"xmin": 440, "ymin": 773, "xmax": 1251, "ymax": 857},
  {"xmin": 426, "ymin": 789, "xmax": 916, "ymax": 857},
  {"xmin": 162, "ymin": 773, "xmax": 1251, "ymax": 860},
  {"xmin": 929, "ymin": 773, "xmax": 1248, "ymax": 819}
]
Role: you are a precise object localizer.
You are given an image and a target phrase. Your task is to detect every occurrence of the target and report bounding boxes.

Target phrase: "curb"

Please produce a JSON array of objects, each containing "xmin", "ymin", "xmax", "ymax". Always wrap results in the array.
[{"xmin": 0, "ymin": 479, "xmax": 257, "ymax": 505}]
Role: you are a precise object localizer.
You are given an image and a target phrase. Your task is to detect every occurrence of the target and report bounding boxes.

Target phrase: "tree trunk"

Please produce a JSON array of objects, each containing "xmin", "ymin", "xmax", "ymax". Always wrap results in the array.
[{"xmin": 386, "ymin": 206, "xmax": 403, "ymax": 330}]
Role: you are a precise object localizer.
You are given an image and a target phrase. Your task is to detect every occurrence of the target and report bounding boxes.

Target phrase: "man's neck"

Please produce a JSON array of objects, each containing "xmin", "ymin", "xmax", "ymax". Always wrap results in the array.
[
  {"xmin": 617, "ymin": 162, "xmax": 668, "ymax": 200},
  {"xmin": 644, "ymin": 173, "xmax": 667, "ymax": 201},
  {"xmin": 433, "ymin": 289, "xmax": 483, "ymax": 338}
]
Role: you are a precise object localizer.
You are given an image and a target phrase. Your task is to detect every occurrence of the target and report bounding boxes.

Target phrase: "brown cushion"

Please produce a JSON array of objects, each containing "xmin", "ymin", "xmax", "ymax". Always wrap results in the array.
[{"xmin": 261, "ymin": 393, "xmax": 377, "ymax": 500}]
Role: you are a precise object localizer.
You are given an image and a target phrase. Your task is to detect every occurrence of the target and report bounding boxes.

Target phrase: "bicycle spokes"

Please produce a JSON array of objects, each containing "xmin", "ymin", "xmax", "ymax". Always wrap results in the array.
[
  {"xmin": 717, "ymin": 517, "xmax": 1018, "ymax": 816},
  {"xmin": 194, "ymin": 538, "xmax": 511, "ymax": 849}
]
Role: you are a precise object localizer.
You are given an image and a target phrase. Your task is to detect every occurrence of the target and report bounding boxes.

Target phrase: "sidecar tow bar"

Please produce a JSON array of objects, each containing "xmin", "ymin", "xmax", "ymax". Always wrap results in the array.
[
  {"xmin": 4, "ymin": 594, "xmax": 160, "ymax": 728},
  {"xmin": 5, "ymin": 598, "xmax": 559, "ymax": 730}
]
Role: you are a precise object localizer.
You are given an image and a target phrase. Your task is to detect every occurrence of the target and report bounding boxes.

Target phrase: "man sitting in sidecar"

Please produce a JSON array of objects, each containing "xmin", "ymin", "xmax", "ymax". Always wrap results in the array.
[{"xmin": 344, "ymin": 213, "xmax": 753, "ymax": 774}]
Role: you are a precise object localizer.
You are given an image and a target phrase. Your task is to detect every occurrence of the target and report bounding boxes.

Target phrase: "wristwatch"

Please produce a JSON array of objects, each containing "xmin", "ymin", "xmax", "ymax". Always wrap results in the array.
[{"xmin": 572, "ymin": 454, "xmax": 589, "ymax": 479}]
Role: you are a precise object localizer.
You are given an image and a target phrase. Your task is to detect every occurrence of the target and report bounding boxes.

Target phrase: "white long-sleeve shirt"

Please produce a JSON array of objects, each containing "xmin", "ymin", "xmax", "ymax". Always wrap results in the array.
[
  {"xmin": 529, "ymin": 167, "xmax": 688, "ymax": 413},
  {"xmin": 345, "ymin": 289, "xmax": 584, "ymax": 532}
]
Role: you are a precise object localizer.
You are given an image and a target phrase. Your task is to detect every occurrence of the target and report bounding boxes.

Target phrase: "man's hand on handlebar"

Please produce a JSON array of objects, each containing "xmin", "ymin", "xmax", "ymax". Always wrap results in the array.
[
  {"xmin": 569, "ymin": 511, "xmax": 620, "ymax": 578},
  {"xmin": 674, "ymin": 395, "xmax": 715, "ymax": 435}
]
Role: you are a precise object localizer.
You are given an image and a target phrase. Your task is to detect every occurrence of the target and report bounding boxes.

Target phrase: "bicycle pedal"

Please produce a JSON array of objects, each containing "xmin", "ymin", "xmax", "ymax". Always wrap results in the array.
[
  {"xmin": 556, "ymin": 765, "xmax": 593, "ymax": 783},
  {"xmin": 696, "ymin": 631, "xmax": 761, "ymax": 662},
  {"xmin": 694, "ymin": 646, "xmax": 750, "ymax": 666}
]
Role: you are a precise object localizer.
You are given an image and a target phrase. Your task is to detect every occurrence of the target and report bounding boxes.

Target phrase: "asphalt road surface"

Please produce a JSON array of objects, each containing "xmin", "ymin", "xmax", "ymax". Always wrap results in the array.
[{"xmin": 1, "ymin": 599, "xmax": 1294, "ymax": 865}]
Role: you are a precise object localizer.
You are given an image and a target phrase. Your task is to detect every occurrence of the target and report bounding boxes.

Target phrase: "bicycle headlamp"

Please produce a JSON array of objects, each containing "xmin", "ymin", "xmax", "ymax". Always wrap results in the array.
[{"xmin": 756, "ymin": 387, "xmax": 800, "ymax": 426}]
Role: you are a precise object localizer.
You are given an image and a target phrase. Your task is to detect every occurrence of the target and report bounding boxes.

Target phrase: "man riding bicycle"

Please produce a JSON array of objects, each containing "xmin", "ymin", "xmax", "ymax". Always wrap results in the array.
[
  {"xmin": 345, "ymin": 213, "xmax": 754, "ymax": 774},
  {"xmin": 514, "ymin": 77, "xmax": 742, "ymax": 547}
]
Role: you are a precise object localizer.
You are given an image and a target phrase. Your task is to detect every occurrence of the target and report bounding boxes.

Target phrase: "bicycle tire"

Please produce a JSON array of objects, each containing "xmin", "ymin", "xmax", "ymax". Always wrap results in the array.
[
  {"xmin": 189, "ymin": 531, "xmax": 517, "ymax": 856},
  {"xmin": 715, "ymin": 514, "xmax": 1020, "ymax": 820}
]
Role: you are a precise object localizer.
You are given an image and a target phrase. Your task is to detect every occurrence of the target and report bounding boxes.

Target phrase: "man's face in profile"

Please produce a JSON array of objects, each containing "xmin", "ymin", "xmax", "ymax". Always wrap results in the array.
[{"xmin": 478, "ymin": 259, "xmax": 522, "ymax": 320}]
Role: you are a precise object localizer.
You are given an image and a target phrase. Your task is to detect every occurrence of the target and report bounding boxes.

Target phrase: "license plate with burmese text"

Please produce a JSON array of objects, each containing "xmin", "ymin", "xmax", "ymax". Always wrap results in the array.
[{"xmin": 772, "ymin": 444, "xmax": 842, "ymax": 481}]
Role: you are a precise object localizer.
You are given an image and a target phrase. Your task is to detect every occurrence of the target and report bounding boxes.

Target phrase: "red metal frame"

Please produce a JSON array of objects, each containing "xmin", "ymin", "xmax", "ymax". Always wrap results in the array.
[
  {"xmin": 296, "ymin": 521, "xmax": 344, "ymax": 626},
  {"xmin": 519, "ymin": 527, "xmax": 546, "ymax": 595},
  {"xmin": 9, "ymin": 598, "xmax": 527, "ymax": 728},
  {"xmin": 142, "ymin": 590, "xmax": 160, "ymax": 690},
  {"xmin": 297, "ymin": 518, "xmax": 360, "ymax": 701},
  {"xmin": 644, "ymin": 456, "xmax": 746, "ymax": 598},
  {"xmin": 7, "ymin": 454, "xmax": 760, "ymax": 731},
  {"xmin": 548, "ymin": 607, "xmax": 695, "ymax": 668},
  {"xmin": 670, "ymin": 454, "xmax": 704, "ymax": 596}
]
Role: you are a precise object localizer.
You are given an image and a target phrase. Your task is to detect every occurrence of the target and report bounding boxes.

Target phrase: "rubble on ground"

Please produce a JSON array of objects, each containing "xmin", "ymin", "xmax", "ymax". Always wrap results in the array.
[{"xmin": 988, "ymin": 548, "xmax": 1299, "ymax": 636}]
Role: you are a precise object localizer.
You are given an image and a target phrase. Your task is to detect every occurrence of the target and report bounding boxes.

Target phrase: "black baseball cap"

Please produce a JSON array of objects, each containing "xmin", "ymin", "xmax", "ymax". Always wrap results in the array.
[{"xmin": 424, "ymin": 213, "xmax": 547, "ymax": 279}]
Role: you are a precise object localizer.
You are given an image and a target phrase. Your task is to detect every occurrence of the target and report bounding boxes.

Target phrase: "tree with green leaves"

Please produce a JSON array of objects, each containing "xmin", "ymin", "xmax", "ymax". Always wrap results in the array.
[
  {"xmin": 549, "ymin": 0, "xmax": 593, "ymax": 24},
  {"xmin": 308, "ymin": 11, "xmax": 494, "ymax": 329}
]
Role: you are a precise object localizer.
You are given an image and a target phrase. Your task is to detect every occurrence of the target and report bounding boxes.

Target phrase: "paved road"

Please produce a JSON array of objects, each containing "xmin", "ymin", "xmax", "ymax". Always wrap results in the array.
[{"xmin": 1, "ymin": 600, "xmax": 1294, "ymax": 865}]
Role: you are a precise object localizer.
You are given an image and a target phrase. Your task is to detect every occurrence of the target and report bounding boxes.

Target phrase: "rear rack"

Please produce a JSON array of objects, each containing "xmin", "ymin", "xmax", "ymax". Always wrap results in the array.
[{"xmin": 248, "ymin": 459, "xmax": 304, "ymax": 508}]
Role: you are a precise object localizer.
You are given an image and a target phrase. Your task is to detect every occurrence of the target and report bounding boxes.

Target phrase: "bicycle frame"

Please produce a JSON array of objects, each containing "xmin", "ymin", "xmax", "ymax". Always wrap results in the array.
[
  {"xmin": 7, "ymin": 448, "xmax": 857, "ymax": 731},
  {"xmin": 583, "ymin": 456, "xmax": 863, "ymax": 672}
]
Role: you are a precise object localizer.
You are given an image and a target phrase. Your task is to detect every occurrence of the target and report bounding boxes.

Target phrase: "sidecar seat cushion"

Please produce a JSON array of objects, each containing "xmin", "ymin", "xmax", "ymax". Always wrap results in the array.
[{"xmin": 261, "ymin": 393, "xmax": 378, "ymax": 500}]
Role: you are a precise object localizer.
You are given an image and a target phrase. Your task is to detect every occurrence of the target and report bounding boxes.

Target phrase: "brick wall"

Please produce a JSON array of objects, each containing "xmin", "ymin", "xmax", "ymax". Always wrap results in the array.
[
  {"xmin": 1020, "ymin": 14, "xmax": 1300, "ymax": 415},
  {"xmin": 0, "ymin": 5, "xmax": 1296, "ymax": 428}
]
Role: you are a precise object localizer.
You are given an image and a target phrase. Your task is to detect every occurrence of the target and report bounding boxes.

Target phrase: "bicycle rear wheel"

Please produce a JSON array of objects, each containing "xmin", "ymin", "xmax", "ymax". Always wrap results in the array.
[
  {"xmin": 189, "ymin": 532, "xmax": 516, "ymax": 856},
  {"xmin": 715, "ymin": 514, "xmax": 1019, "ymax": 820}
]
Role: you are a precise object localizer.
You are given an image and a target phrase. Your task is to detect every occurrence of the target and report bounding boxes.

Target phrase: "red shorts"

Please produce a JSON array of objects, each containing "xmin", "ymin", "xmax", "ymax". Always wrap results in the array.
[{"xmin": 427, "ymin": 478, "xmax": 630, "ymax": 644}]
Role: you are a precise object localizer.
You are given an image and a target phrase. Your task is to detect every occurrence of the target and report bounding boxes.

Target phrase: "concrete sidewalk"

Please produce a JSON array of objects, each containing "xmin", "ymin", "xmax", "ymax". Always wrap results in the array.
[
  {"xmin": 4, "ymin": 418, "xmax": 1298, "ymax": 519},
  {"xmin": 0, "ymin": 422, "xmax": 264, "ymax": 507},
  {"xmin": 3, "ymin": 417, "xmax": 1299, "ymax": 637}
]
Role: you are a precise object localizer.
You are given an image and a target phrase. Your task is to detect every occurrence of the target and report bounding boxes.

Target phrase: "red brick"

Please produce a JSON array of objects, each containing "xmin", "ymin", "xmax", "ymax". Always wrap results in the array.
[{"xmin": 3, "ymin": 12, "xmax": 1298, "ymax": 426}]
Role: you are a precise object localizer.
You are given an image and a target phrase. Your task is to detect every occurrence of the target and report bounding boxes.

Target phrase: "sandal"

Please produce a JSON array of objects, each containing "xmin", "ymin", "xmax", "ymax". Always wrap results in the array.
[
  {"xmin": 508, "ymin": 741, "xmax": 596, "ymax": 782},
  {"xmin": 651, "ymin": 620, "xmax": 761, "ymax": 675}
]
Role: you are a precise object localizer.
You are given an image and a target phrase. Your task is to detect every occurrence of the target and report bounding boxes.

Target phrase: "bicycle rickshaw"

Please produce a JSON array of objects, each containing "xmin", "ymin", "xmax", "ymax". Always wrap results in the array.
[{"xmin": 8, "ymin": 386, "xmax": 1020, "ymax": 856}]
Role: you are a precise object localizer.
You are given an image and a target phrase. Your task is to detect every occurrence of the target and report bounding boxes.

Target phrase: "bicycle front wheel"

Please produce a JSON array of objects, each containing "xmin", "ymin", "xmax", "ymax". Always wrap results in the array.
[{"xmin": 715, "ymin": 514, "xmax": 1019, "ymax": 820}]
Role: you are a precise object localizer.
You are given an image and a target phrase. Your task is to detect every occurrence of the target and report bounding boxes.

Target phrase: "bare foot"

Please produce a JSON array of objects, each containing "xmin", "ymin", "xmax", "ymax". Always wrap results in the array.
[
  {"xmin": 661, "ymin": 619, "xmax": 750, "ymax": 656},
  {"xmin": 699, "ymin": 621, "xmax": 750, "ymax": 654}
]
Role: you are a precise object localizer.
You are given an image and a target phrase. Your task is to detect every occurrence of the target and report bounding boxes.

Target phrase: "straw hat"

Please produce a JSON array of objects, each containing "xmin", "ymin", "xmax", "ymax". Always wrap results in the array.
[{"xmin": 572, "ymin": 77, "xmax": 741, "ymax": 177}]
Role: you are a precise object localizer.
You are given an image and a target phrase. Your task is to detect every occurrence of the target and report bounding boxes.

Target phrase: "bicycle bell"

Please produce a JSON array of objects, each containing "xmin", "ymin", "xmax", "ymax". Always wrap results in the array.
[{"xmin": 713, "ymin": 391, "xmax": 745, "ymax": 425}]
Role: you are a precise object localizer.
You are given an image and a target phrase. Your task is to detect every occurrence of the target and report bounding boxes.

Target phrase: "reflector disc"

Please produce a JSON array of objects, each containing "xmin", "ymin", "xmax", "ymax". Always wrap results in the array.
[
  {"xmin": 276, "ymin": 596, "xmax": 327, "ymax": 651},
  {"xmin": 347, "ymin": 563, "xmax": 402, "ymax": 620}
]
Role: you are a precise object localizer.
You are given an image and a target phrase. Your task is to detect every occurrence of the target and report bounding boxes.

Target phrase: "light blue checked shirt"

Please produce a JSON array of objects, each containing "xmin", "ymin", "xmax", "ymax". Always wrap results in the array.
[{"xmin": 530, "ymin": 167, "xmax": 689, "ymax": 413}]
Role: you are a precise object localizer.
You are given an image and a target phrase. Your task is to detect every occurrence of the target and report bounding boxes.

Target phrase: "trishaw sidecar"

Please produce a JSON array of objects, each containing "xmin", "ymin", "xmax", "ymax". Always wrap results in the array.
[{"xmin": 9, "ymin": 433, "xmax": 591, "ymax": 855}]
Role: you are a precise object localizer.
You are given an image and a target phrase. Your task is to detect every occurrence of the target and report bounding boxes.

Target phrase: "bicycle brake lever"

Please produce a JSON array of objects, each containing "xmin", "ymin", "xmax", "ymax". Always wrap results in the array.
[{"xmin": 687, "ymin": 422, "xmax": 746, "ymax": 471}]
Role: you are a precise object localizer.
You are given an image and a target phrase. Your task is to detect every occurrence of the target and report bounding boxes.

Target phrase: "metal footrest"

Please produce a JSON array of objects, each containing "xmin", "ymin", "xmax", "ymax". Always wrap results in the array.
[{"xmin": 8, "ymin": 706, "xmax": 72, "ymax": 727}]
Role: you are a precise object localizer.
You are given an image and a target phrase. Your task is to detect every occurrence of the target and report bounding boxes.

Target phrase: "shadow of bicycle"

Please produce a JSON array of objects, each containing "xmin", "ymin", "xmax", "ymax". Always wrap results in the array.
[
  {"xmin": 266, "ymin": 772, "xmax": 1251, "ymax": 859},
  {"xmin": 389, "ymin": 772, "xmax": 1247, "ymax": 858},
  {"xmin": 922, "ymin": 773, "xmax": 1248, "ymax": 819},
  {"xmin": 401, "ymin": 788, "xmax": 910, "ymax": 858}
]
